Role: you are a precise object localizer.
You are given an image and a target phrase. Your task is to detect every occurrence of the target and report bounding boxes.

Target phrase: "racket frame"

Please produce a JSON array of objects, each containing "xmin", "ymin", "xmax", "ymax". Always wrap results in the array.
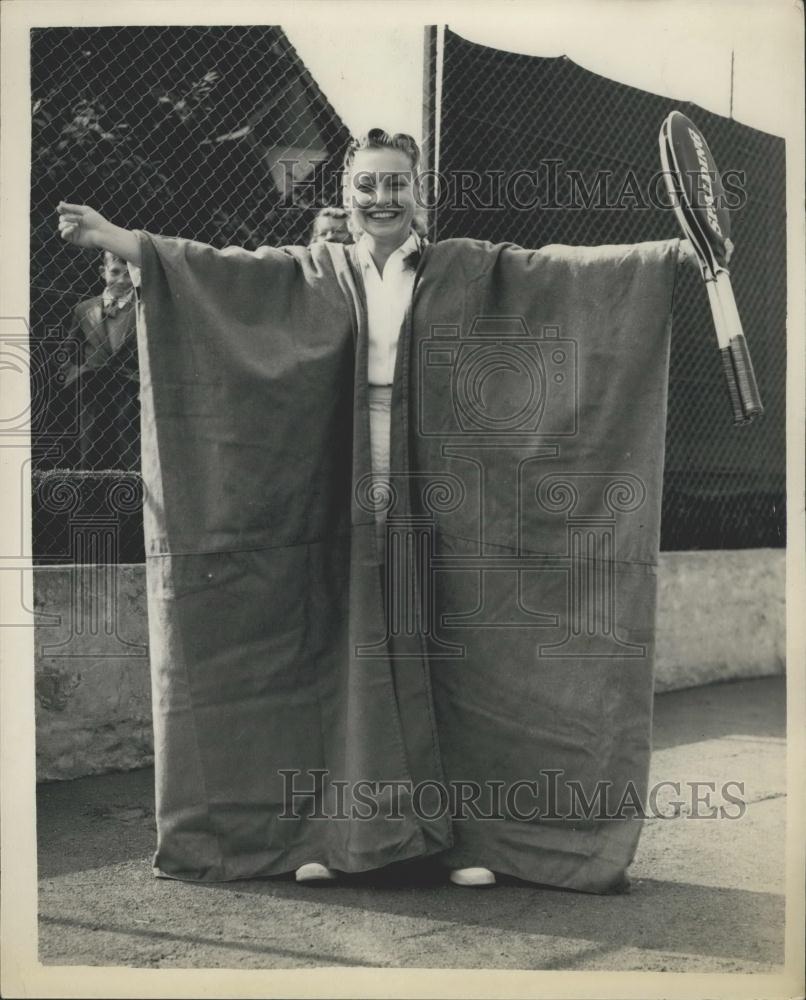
[{"xmin": 659, "ymin": 111, "xmax": 763, "ymax": 423}]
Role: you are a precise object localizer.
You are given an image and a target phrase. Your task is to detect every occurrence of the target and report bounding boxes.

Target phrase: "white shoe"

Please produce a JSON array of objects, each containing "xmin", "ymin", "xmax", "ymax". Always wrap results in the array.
[
  {"xmin": 295, "ymin": 862, "xmax": 337, "ymax": 883},
  {"xmin": 449, "ymin": 866, "xmax": 496, "ymax": 887}
]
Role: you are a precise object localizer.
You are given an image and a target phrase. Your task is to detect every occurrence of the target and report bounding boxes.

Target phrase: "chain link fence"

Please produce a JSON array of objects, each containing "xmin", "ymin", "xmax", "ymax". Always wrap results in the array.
[
  {"xmin": 30, "ymin": 25, "xmax": 786, "ymax": 561},
  {"xmin": 427, "ymin": 28, "xmax": 786, "ymax": 551},
  {"xmin": 30, "ymin": 25, "xmax": 351, "ymax": 563}
]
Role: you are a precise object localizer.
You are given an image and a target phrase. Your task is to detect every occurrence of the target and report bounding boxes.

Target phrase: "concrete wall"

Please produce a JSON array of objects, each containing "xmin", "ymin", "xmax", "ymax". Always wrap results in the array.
[
  {"xmin": 654, "ymin": 550, "xmax": 786, "ymax": 691},
  {"xmin": 33, "ymin": 549, "xmax": 786, "ymax": 782},
  {"xmin": 35, "ymin": 563, "xmax": 153, "ymax": 782}
]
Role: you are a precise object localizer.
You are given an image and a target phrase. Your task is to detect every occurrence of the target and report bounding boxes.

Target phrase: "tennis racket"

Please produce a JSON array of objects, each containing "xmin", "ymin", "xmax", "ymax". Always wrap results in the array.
[{"xmin": 659, "ymin": 110, "xmax": 763, "ymax": 424}]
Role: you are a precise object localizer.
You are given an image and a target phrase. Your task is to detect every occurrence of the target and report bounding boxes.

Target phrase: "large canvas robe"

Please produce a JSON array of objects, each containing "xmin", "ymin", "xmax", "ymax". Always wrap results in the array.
[{"xmin": 135, "ymin": 232, "xmax": 680, "ymax": 892}]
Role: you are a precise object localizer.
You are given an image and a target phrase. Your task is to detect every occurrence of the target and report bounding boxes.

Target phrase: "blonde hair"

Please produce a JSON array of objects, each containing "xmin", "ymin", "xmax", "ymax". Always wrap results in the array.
[{"xmin": 343, "ymin": 128, "xmax": 421, "ymax": 173}]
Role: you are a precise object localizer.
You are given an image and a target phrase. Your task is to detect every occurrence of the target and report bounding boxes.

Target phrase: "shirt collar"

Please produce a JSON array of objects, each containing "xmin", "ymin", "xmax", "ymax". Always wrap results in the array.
[
  {"xmin": 102, "ymin": 288, "xmax": 134, "ymax": 309},
  {"xmin": 355, "ymin": 230, "xmax": 421, "ymax": 274}
]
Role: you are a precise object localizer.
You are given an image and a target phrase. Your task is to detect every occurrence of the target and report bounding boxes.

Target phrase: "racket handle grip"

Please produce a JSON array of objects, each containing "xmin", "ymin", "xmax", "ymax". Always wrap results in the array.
[
  {"xmin": 724, "ymin": 334, "xmax": 764, "ymax": 423},
  {"xmin": 719, "ymin": 343, "xmax": 750, "ymax": 424},
  {"xmin": 705, "ymin": 277, "xmax": 747, "ymax": 422},
  {"xmin": 713, "ymin": 271, "xmax": 764, "ymax": 423}
]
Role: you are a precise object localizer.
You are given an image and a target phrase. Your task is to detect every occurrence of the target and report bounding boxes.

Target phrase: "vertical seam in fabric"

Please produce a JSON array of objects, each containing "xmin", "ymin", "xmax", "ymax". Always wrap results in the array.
[
  {"xmin": 305, "ymin": 537, "xmax": 332, "ymax": 867},
  {"xmin": 399, "ymin": 248, "xmax": 448, "ymax": 787}
]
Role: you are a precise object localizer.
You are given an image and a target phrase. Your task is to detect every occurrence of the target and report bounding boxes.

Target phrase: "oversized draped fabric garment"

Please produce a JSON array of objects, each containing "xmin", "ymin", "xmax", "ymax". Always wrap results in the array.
[{"xmin": 135, "ymin": 232, "xmax": 680, "ymax": 892}]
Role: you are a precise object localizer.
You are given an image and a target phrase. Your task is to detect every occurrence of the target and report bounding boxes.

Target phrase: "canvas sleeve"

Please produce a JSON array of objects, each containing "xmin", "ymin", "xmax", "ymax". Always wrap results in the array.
[
  {"xmin": 132, "ymin": 231, "xmax": 356, "ymax": 554},
  {"xmin": 501, "ymin": 238, "xmax": 682, "ymax": 280},
  {"xmin": 445, "ymin": 236, "xmax": 682, "ymax": 295},
  {"xmin": 482, "ymin": 239, "xmax": 683, "ymax": 327},
  {"xmin": 133, "ymin": 232, "xmax": 312, "ymax": 388}
]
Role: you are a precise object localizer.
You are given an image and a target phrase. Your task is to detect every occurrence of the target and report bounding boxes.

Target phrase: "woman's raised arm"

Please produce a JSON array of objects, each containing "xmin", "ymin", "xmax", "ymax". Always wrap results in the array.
[{"xmin": 57, "ymin": 202, "xmax": 142, "ymax": 267}]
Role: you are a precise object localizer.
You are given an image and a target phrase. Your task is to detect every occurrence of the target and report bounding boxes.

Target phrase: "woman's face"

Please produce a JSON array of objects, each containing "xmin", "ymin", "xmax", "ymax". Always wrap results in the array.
[{"xmin": 346, "ymin": 146, "xmax": 417, "ymax": 247}]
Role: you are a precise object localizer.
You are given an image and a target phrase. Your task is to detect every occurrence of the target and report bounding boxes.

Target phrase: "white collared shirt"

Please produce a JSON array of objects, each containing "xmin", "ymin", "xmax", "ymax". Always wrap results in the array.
[
  {"xmin": 101, "ymin": 287, "xmax": 135, "ymax": 311},
  {"xmin": 355, "ymin": 231, "xmax": 421, "ymax": 385}
]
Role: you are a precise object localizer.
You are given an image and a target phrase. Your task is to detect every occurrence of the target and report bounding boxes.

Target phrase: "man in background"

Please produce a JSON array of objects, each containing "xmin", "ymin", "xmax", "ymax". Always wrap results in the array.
[
  {"xmin": 59, "ymin": 251, "xmax": 140, "ymax": 470},
  {"xmin": 308, "ymin": 206, "xmax": 353, "ymax": 245}
]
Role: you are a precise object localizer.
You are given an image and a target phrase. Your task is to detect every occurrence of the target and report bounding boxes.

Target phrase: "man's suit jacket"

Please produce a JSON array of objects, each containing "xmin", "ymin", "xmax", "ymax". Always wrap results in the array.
[{"xmin": 61, "ymin": 295, "xmax": 139, "ymax": 386}]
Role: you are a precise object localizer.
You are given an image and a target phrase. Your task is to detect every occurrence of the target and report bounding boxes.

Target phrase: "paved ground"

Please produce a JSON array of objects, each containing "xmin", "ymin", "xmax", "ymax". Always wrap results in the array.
[{"xmin": 36, "ymin": 676, "xmax": 787, "ymax": 972}]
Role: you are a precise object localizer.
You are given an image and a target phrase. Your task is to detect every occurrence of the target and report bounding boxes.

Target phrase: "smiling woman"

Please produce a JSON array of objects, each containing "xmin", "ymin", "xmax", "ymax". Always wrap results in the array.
[
  {"xmin": 343, "ymin": 128, "xmax": 426, "ymax": 269},
  {"xmin": 55, "ymin": 127, "xmax": 687, "ymax": 897}
]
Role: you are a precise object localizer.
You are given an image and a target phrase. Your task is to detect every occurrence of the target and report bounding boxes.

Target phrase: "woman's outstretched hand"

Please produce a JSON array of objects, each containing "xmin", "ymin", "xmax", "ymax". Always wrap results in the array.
[
  {"xmin": 57, "ymin": 202, "xmax": 108, "ymax": 249},
  {"xmin": 56, "ymin": 202, "xmax": 142, "ymax": 266}
]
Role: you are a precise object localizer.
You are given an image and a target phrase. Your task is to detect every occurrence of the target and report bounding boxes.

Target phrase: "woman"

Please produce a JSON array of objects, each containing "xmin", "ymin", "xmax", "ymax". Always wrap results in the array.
[{"xmin": 57, "ymin": 129, "xmax": 685, "ymax": 893}]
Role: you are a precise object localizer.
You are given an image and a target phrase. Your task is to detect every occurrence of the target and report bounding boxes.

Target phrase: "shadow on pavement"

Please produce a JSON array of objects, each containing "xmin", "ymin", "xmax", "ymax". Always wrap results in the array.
[
  {"xmin": 38, "ymin": 913, "xmax": 382, "ymax": 967},
  {"xmin": 651, "ymin": 676, "xmax": 785, "ymax": 750},
  {"xmin": 36, "ymin": 677, "xmax": 787, "ymax": 970},
  {"xmin": 195, "ymin": 863, "xmax": 783, "ymax": 965}
]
